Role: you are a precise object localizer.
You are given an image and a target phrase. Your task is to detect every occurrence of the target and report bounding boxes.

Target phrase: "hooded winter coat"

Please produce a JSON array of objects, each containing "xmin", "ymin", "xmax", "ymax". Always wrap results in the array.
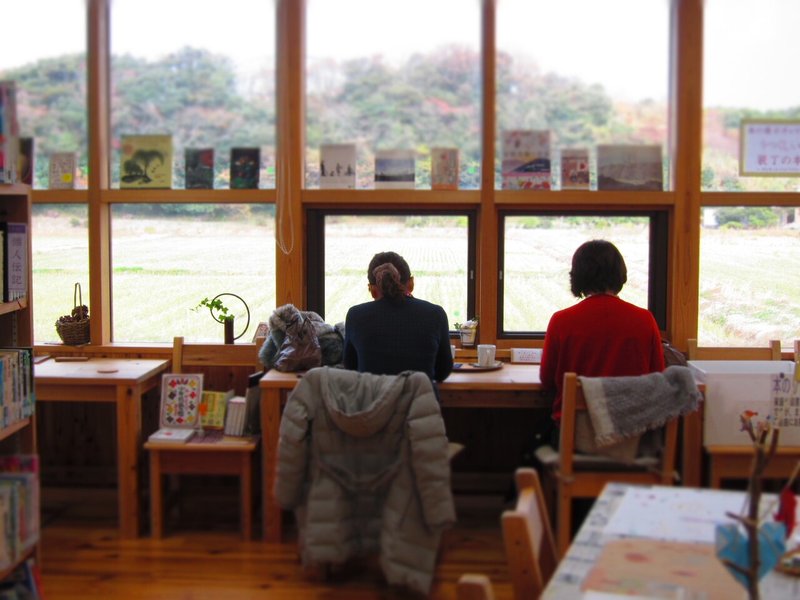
[{"xmin": 275, "ymin": 366, "xmax": 456, "ymax": 595}]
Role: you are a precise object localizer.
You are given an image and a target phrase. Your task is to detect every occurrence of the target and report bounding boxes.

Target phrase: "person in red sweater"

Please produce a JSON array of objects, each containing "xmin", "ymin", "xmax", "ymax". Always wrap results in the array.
[{"xmin": 540, "ymin": 239, "xmax": 665, "ymax": 424}]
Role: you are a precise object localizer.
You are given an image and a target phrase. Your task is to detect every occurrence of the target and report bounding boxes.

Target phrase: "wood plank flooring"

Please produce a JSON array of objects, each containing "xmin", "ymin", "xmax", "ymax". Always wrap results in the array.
[{"xmin": 38, "ymin": 486, "xmax": 514, "ymax": 599}]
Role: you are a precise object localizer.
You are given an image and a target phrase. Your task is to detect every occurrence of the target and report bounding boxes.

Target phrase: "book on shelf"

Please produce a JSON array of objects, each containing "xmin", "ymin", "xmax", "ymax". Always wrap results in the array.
[
  {"xmin": 430, "ymin": 147, "xmax": 459, "ymax": 190},
  {"xmin": 319, "ymin": 143, "xmax": 356, "ymax": 189},
  {"xmin": 596, "ymin": 144, "xmax": 663, "ymax": 191},
  {"xmin": 48, "ymin": 152, "xmax": 76, "ymax": 190},
  {"xmin": 0, "ymin": 81, "xmax": 19, "ymax": 184},
  {"xmin": 151, "ymin": 373, "xmax": 203, "ymax": 444},
  {"xmin": 223, "ymin": 395, "xmax": 247, "ymax": 437},
  {"xmin": 199, "ymin": 389, "xmax": 233, "ymax": 431},
  {"xmin": 1, "ymin": 222, "xmax": 27, "ymax": 303},
  {"xmin": 375, "ymin": 149, "xmax": 415, "ymax": 189},
  {"xmin": 0, "ymin": 558, "xmax": 43, "ymax": 599},
  {"xmin": 17, "ymin": 138, "xmax": 32, "ymax": 186},
  {"xmin": 148, "ymin": 428, "xmax": 196, "ymax": 444},
  {"xmin": 560, "ymin": 148, "xmax": 590, "ymax": 190},
  {"xmin": 230, "ymin": 147, "xmax": 260, "ymax": 189},
  {"xmin": 0, "ymin": 348, "xmax": 35, "ymax": 427},
  {"xmin": 501, "ymin": 129, "xmax": 551, "ymax": 190},
  {"xmin": 185, "ymin": 147, "xmax": 214, "ymax": 189},
  {"xmin": 120, "ymin": 134, "xmax": 173, "ymax": 189}
]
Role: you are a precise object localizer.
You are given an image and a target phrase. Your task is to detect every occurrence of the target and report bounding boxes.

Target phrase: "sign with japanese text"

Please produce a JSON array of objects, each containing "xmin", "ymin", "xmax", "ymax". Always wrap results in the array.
[
  {"xmin": 740, "ymin": 119, "xmax": 800, "ymax": 176},
  {"xmin": 771, "ymin": 372, "xmax": 800, "ymax": 429}
]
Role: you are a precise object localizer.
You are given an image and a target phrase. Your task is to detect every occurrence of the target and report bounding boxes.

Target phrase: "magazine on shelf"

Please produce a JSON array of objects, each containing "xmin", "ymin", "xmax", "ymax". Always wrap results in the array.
[
  {"xmin": 120, "ymin": 134, "xmax": 173, "ymax": 189},
  {"xmin": 320, "ymin": 143, "xmax": 356, "ymax": 189},
  {"xmin": 431, "ymin": 147, "xmax": 459, "ymax": 190},
  {"xmin": 184, "ymin": 147, "xmax": 214, "ymax": 189},
  {"xmin": 560, "ymin": 148, "xmax": 590, "ymax": 190},
  {"xmin": 48, "ymin": 152, "xmax": 76, "ymax": 190},
  {"xmin": 375, "ymin": 149, "xmax": 415, "ymax": 189},
  {"xmin": 149, "ymin": 373, "xmax": 203, "ymax": 444},
  {"xmin": 501, "ymin": 129, "xmax": 551, "ymax": 190},
  {"xmin": 230, "ymin": 147, "xmax": 260, "ymax": 189},
  {"xmin": 596, "ymin": 144, "xmax": 663, "ymax": 191}
]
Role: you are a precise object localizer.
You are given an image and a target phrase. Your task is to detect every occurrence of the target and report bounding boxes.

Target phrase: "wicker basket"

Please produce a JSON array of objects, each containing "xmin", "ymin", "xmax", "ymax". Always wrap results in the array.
[{"xmin": 56, "ymin": 283, "xmax": 90, "ymax": 346}]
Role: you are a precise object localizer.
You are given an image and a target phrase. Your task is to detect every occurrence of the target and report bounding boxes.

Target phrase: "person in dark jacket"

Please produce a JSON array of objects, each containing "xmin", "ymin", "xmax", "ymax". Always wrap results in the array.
[{"xmin": 343, "ymin": 251, "xmax": 453, "ymax": 382}]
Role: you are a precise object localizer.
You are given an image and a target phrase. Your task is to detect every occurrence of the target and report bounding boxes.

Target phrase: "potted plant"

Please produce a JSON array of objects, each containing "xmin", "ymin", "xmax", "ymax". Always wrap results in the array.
[{"xmin": 453, "ymin": 317, "xmax": 478, "ymax": 348}]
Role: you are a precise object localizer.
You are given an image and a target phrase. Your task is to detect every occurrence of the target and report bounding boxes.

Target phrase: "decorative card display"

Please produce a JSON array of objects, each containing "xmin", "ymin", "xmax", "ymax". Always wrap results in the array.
[
  {"xmin": 431, "ymin": 147, "xmax": 459, "ymax": 190},
  {"xmin": 230, "ymin": 147, "xmax": 260, "ymax": 189},
  {"xmin": 597, "ymin": 144, "xmax": 663, "ymax": 191},
  {"xmin": 560, "ymin": 148, "xmax": 590, "ymax": 190},
  {"xmin": 320, "ymin": 143, "xmax": 356, "ymax": 189},
  {"xmin": 48, "ymin": 152, "xmax": 76, "ymax": 190},
  {"xmin": 120, "ymin": 134, "xmax": 173, "ymax": 189},
  {"xmin": 501, "ymin": 129, "xmax": 551, "ymax": 190},
  {"xmin": 184, "ymin": 148, "xmax": 214, "ymax": 189},
  {"xmin": 159, "ymin": 373, "xmax": 203, "ymax": 429},
  {"xmin": 375, "ymin": 149, "xmax": 415, "ymax": 189}
]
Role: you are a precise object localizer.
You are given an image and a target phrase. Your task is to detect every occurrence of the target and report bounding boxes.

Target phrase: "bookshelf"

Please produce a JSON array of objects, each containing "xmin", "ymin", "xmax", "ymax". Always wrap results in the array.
[{"xmin": 0, "ymin": 183, "xmax": 39, "ymax": 583}]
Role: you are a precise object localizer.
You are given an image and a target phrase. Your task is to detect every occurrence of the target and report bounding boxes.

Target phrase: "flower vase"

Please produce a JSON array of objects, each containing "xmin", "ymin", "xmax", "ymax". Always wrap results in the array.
[
  {"xmin": 224, "ymin": 318, "xmax": 235, "ymax": 344},
  {"xmin": 459, "ymin": 327, "xmax": 477, "ymax": 348}
]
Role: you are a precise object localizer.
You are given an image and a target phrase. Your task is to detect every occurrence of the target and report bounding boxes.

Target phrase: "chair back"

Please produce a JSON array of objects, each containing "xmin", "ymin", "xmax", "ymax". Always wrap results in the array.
[
  {"xmin": 501, "ymin": 468, "xmax": 557, "ymax": 599},
  {"xmin": 687, "ymin": 338, "xmax": 781, "ymax": 361},
  {"xmin": 172, "ymin": 335, "xmax": 265, "ymax": 374},
  {"xmin": 457, "ymin": 574, "xmax": 496, "ymax": 600}
]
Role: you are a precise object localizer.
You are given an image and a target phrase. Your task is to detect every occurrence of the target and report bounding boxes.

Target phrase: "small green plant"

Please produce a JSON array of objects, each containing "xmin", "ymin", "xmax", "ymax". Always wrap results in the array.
[
  {"xmin": 453, "ymin": 317, "xmax": 478, "ymax": 330},
  {"xmin": 195, "ymin": 296, "xmax": 233, "ymax": 323}
]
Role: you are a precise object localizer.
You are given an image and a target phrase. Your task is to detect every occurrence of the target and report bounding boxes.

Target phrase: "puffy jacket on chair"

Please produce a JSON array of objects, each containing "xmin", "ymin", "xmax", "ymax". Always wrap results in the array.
[{"xmin": 275, "ymin": 366, "xmax": 456, "ymax": 595}]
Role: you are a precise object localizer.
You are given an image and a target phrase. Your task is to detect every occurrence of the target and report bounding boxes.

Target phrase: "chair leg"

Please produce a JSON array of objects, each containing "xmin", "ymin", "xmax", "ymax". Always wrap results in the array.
[{"xmin": 557, "ymin": 485, "xmax": 572, "ymax": 558}]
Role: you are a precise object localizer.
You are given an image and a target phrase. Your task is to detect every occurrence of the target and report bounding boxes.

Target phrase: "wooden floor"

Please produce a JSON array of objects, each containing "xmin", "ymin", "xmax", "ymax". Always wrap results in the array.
[{"xmin": 38, "ymin": 484, "xmax": 515, "ymax": 599}]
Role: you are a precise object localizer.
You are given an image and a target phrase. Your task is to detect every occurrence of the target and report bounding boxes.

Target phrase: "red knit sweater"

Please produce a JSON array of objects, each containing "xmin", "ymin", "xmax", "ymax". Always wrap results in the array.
[{"xmin": 540, "ymin": 294, "xmax": 665, "ymax": 421}]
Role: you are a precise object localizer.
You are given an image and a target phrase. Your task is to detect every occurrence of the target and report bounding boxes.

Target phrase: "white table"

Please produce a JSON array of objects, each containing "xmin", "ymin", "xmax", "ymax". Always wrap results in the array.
[{"xmin": 543, "ymin": 483, "xmax": 800, "ymax": 599}]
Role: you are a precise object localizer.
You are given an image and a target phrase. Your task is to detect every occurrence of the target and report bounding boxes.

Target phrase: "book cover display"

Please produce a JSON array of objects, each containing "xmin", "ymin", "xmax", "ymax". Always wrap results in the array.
[
  {"xmin": 48, "ymin": 152, "xmax": 76, "ymax": 190},
  {"xmin": 150, "ymin": 373, "xmax": 203, "ymax": 443},
  {"xmin": 320, "ymin": 143, "xmax": 356, "ymax": 189},
  {"xmin": 502, "ymin": 129, "xmax": 551, "ymax": 190},
  {"xmin": 230, "ymin": 147, "xmax": 260, "ymax": 189},
  {"xmin": 199, "ymin": 389, "xmax": 233, "ymax": 430},
  {"xmin": 120, "ymin": 134, "xmax": 173, "ymax": 189},
  {"xmin": 0, "ymin": 81, "xmax": 19, "ymax": 184},
  {"xmin": 597, "ymin": 144, "xmax": 663, "ymax": 191},
  {"xmin": 375, "ymin": 149, "xmax": 415, "ymax": 189},
  {"xmin": 560, "ymin": 148, "xmax": 590, "ymax": 190},
  {"xmin": 1, "ymin": 222, "xmax": 27, "ymax": 302},
  {"xmin": 185, "ymin": 148, "xmax": 214, "ymax": 189},
  {"xmin": 431, "ymin": 147, "xmax": 459, "ymax": 190}
]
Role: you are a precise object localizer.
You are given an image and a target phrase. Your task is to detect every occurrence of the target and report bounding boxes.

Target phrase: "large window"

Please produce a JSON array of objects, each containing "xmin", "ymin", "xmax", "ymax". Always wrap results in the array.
[
  {"xmin": 305, "ymin": 0, "xmax": 482, "ymax": 189},
  {"xmin": 698, "ymin": 206, "xmax": 800, "ymax": 345},
  {"xmin": 111, "ymin": 204, "xmax": 276, "ymax": 343},
  {"xmin": 110, "ymin": 0, "xmax": 276, "ymax": 189},
  {"xmin": 306, "ymin": 211, "xmax": 475, "ymax": 326},
  {"xmin": 496, "ymin": 0, "xmax": 670, "ymax": 190},
  {"xmin": 500, "ymin": 212, "xmax": 667, "ymax": 335},
  {"xmin": 703, "ymin": 0, "xmax": 800, "ymax": 192},
  {"xmin": 0, "ymin": 0, "xmax": 88, "ymax": 189}
]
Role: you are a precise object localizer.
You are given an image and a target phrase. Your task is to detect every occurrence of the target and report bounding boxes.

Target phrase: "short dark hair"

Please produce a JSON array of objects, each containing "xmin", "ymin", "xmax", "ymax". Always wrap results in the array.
[{"xmin": 569, "ymin": 240, "xmax": 627, "ymax": 298}]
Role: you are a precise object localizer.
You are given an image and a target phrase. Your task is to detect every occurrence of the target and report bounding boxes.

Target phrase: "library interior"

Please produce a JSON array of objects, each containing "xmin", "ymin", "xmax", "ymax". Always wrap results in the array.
[{"xmin": 1, "ymin": 0, "xmax": 799, "ymax": 598}]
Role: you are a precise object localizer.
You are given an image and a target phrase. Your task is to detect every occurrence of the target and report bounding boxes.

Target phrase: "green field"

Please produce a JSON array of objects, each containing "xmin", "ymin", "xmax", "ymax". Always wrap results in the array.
[{"xmin": 31, "ymin": 214, "xmax": 800, "ymax": 346}]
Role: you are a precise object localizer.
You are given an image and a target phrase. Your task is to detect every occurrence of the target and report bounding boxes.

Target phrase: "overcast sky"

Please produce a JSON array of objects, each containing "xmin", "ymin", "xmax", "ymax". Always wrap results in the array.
[{"xmin": 0, "ymin": 0, "xmax": 797, "ymax": 110}]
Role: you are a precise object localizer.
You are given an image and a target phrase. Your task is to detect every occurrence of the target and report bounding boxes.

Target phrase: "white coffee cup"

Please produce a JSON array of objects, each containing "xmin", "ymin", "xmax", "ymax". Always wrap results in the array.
[
  {"xmin": 450, "ymin": 344, "xmax": 456, "ymax": 360},
  {"xmin": 477, "ymin": 344, "xmax": 496, "ymax": 367}
]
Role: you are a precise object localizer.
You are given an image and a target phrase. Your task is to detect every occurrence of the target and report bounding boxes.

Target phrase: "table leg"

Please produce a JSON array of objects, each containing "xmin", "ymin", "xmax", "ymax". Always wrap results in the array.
[
  {"xmin": 117, "ymin": 383, "xmax": 142, "ymax": 538},
  {"xmin": 150, "ymin": 450, "xmax": 163, "ymax": 538},
  {"xmin": 261, "ymin": 388, "xmax": 282, "ymax": 542}
]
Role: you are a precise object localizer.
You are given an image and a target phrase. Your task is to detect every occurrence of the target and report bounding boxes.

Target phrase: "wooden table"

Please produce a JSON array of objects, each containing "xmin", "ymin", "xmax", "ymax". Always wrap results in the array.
[
  {"xmin": 543, "ymin": 483, "xmax": 800, "ymax": 599},
  {"xmin": 259, "ymin": 363, "xmax": 546, "ymax": 542},
  {"xmin": 35, "ymin": 357, "xmax": 170, "ymax": 538}
]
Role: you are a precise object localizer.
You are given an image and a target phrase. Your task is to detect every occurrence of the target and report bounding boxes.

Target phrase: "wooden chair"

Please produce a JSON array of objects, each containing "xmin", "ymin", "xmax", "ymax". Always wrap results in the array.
[
  {"xmin": 144, "ymin": 336, "xmax": 265, "ymax": 539},
  {"xmin": 501, "ymin": 468, "xmax": 557, "ymax": 599},
  {"xmin": 456, "ymin": 574, "xmax": 496, "ymax": 600},
  {"xmin": 686, "ymin": 338, "xmax": 792, "ymax": 489},
  {"xmin": 537, "ymin": 372, "xmax": 680, "ymax": 556}
]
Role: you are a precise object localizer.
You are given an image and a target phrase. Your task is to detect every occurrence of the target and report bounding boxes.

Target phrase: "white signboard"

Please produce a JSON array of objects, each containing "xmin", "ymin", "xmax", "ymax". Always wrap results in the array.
[
  {"xmin": 771, "ymin": 372, "xmax": 800, "ymax": 429},
  {"xmin": 740, "ymin": 119, "xmax": 800, "ymax": 176}
]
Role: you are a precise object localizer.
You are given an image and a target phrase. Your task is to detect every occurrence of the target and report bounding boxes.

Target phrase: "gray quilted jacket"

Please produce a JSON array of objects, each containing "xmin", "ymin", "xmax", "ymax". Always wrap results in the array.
[{"xmin": 275, "ymin": 366, "xmax": 456, "ymax": 595}]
